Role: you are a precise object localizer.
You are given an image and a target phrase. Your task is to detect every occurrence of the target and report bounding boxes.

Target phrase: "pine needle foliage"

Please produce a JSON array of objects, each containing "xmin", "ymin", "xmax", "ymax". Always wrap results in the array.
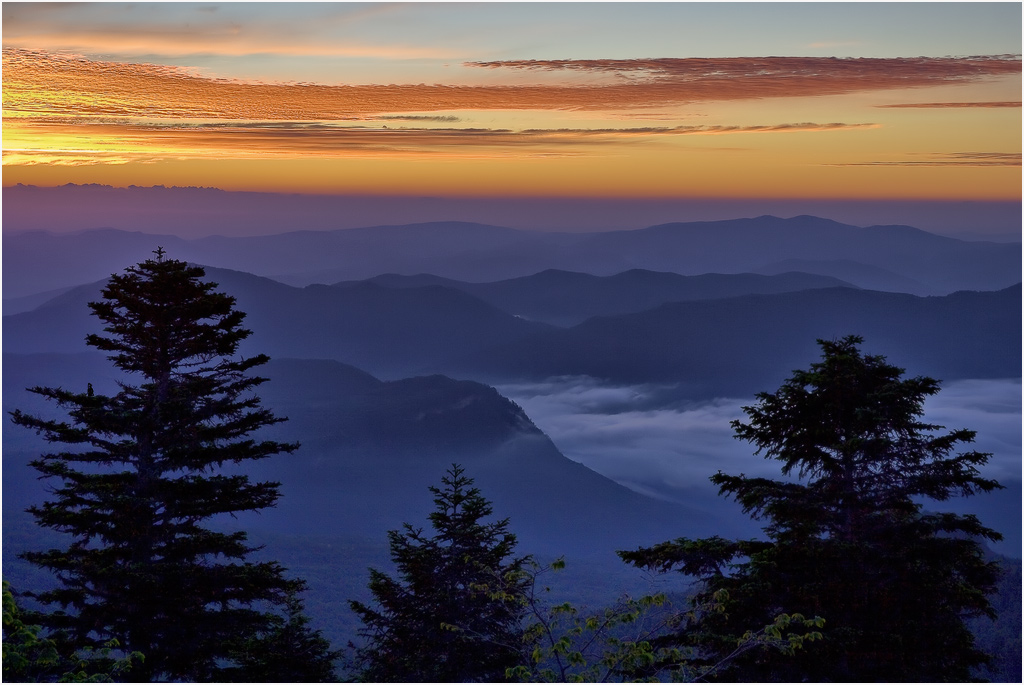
[
  {"xmin": 10, "ymin": 250, "xmax": 336, "ymax": 681},
  {"xmin": 350, "ymin": 464, "xmax": 530, "ymax": 682},
  {"xmin": 620, "ymin": 335, "xmax": 1003, "ymax": 682}
]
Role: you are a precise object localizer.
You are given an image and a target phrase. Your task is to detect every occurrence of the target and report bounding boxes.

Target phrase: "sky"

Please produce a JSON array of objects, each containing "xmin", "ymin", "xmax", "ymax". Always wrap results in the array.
[{"xmin": 2, "ymin": 1, "xmax": 1021, "ymax": 211}]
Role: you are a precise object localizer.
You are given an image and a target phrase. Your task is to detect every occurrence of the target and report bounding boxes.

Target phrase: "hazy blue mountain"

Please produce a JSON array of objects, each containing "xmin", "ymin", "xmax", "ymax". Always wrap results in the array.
[
  {"xmin": 753, "ymin": 258, "xmax": 935, "ymax": 295},
  {"xmin": 2, "ymin": 352, "xmax": 717, "ymax": 651},
  {"xmin": 2, "ymin": 228, "xmax": 191, "ymax": 298},
  {"xmin": 5, "ymin": 215, "xmax": 1017, "ymax": 299},
  {"xmin": 359, "ymin": 273, "xmax": 462, "ymax": 288},
  {"xmin": 2, "ymin": 353, "xmax": 734, "ymax": 560},
  {"xmin": 2, "ymin": 285, "xmax": 78, "ymax": 315},
  {"xmin": 196, "ymin": 221, "xmax": 542, "ymax": 282},
  {"xmin": 6, "ymin": 183, "xmax": 1023, "ymax": 242},
  {"xmin": 571, "ymin": 215, "xmax": 1020, "ymax": 293},
  {"xmin": 2, "ymin": 267, "xmax": 552, "ymax": 380},
  {"xmin": 2, "ymin": 280, "xmax": 108, "ymax": 353},
  {"xmin": 2, "ymin": 222, "xmax": 552, "ymax": 298},
  {"xmin": 468, "ymin": 285, "xmax": 1022, "ymax": 395},
  {"xmin": 5, "ymin": 268, "xmax": 1019, "ymax": 395},
  {"xmin": 344, "ymin": 269, "xmax": 854, "ymax": 326}
]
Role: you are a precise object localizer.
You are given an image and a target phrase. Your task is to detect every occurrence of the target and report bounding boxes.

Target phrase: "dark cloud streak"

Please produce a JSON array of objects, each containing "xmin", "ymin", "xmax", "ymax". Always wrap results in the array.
[
  {"xmin": 467, "ymin": 55, "xmax": 1022, "ymax": 101},
  {"xmin": 877, "ymin": 101, "xmax": 1021, "ymax": 108},
  {"xmin": 9, "ymin": 118, "xmax": 876, "ymax": 163},
  {"xmin": 830, "ymin": 152, "xmax": 1021, "ymax": 167}
]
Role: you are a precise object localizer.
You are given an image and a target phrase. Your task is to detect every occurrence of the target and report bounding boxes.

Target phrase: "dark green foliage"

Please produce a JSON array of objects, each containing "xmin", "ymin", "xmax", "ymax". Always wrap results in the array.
[
  {"xmin": 350, "ymin": 464, "xmax": 530, "ymax": 682},
  {"xmin": 3, "ymin": 580, "xmax": 144, "ymax": 683},
  {"xmin": 621, "ymin": 335, "xmax": 1004, "ymax": 682},
  {"xmin": 4, "ymin": 579, "xmax": 62, "ymax": 681},
  {"xmin": 10, "ymin": 251, "xmax": 334, "ymax": 681},
  {"xmin": 506, "ymin": 561, "xmax": 823, "ymax": 683}
]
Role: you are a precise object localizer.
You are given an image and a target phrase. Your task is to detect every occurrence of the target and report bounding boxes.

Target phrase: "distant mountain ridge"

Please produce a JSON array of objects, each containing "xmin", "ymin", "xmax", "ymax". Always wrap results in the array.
[
  {"xmin": 1, "ymin": 353, "xmax": 717, "ymax": 558},
  {"xmin": 754, "ymin": 258, "xmax": 933, "ymax": 295},
  {"xmin": 5, "ymin": 266, "xmax": 1019, "ymax": 396},
  {"xmin": 4, "ymin": 215, "xmax": 1018, "ymax": 299},
  {"xmin": 343, "ymin": 269, "xmax": 854, "ymax": 326},
  {"xmin": 471, "ymin": 284, "xmax": 1021, "ymax": 395},
  {"xmin": 567, "ymin": 215, "xmax": 1019, "ymax": 294},
  {"xmin": 3, "ymin": 268, "xmax": 554, "ymax": 379}
]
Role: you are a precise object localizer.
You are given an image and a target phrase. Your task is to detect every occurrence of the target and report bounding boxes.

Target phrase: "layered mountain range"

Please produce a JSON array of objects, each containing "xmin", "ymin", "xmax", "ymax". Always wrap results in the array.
[
  {"xmin": 4, "ymin": 215, "xmax": 1019, "ymax": 300},
  {"xmin": 6, "ymin": 266, "xmax": 1019, "ymax": 391},
  {"xmin": 4, "ymin": 214, "xmax": 1020, "ymax": 649},
  {"xmin": 2, "ymin": 353, "xmax": 726, "ymax": 559}
]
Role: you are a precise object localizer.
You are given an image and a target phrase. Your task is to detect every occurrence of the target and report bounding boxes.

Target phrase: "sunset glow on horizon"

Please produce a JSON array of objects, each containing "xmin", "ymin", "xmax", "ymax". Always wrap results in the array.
[{"xmin": 3, "ymin": 2, "xmax": 1021, "ymax": 201}]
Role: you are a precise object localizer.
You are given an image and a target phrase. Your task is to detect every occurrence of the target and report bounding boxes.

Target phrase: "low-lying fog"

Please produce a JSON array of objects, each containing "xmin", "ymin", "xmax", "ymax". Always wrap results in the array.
[{"xmin": 499, "ymin": 377, "xmax": 1022, "ymax": 555}]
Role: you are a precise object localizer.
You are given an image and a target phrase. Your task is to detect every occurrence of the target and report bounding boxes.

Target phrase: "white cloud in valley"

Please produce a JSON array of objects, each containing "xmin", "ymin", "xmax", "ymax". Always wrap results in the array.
[{"xmin": 499, "ymin": 376, "xmax": 1022, "ymax": 502}]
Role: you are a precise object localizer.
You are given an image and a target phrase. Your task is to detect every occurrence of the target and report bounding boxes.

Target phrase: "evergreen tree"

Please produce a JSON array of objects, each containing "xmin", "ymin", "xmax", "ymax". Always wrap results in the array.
[
  {"xmin": 620, "ymin": 335, "xmax": 1003, "ymax": 682},
  {"xmin": 11, "ymin": 250, "xmax": 335, "ymax": 681},
  {"xmin": 223, "ymin": 587, "xmax": 341, "ymax": 682},
  {"xmin": 350, "ymin": 464, "xmax": 530, "ymax": 682}
]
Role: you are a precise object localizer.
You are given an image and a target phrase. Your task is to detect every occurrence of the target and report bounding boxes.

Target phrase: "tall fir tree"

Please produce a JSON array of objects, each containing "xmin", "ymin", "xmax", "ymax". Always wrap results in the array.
[
  {"xmin": 11, "ymin": 250, "xmax": 335, "ymax": 681},
  {"xmin": 620, "ymin": 335, "xmax": 1003, "ymax": 682},
  {"xmin": 350, "ymin": 464, "xmax": 530, "ymax": 682}
]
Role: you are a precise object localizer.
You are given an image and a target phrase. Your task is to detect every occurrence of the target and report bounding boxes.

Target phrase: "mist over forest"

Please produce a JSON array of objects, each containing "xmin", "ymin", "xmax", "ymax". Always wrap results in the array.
[
  {"xmin": 4, "ymin": 207, "xmax": 1020, "ymax": 681},
  {"xmin": 499, "ymin": 375, "xmax": 1022, "ymax": 555}
]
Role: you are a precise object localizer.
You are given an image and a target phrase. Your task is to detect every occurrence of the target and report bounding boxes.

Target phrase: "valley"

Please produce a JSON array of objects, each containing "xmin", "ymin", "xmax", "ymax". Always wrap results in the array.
[{"xmin": 3, "ymin": 214, "xmax": 1020, "ymax": 675}]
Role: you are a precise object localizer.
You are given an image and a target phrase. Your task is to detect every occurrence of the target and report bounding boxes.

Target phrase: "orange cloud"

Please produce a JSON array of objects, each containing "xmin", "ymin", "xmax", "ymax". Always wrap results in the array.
[
  {"xmin": 5, "ymin": 49, "xmax": 1020, "ymax": 122},
  {"xmin": 1, "ymin": 151, "xmax": 143, "ymax": 166},
  {"xmin": 3, "ymin": 119, "xmax": 878, "ymax": 166}
]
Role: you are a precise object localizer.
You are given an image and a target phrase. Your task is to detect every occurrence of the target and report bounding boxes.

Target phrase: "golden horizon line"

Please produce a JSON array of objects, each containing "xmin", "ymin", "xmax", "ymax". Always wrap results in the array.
[{"xmin": 3, "ymin": 182, "xmax": 1021, "ymax": 204}]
